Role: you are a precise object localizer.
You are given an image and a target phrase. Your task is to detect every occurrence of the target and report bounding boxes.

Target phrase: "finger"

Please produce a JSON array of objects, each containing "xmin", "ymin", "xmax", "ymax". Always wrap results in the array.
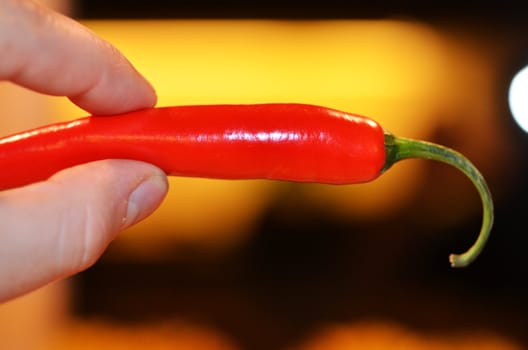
[
  {"xmin": 0, "ymin": 0, "xmax": 156, "ymax": 115},
  {"xmin": 0, "ymin": 160, "xmax": 168, "ymax": 302}
]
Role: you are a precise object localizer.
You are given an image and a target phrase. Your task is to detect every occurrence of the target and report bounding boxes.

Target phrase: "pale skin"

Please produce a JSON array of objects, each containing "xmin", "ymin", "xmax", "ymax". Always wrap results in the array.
[{"xmin": 0, "ymin": 0, "xmax": 169, "ymax": 302}]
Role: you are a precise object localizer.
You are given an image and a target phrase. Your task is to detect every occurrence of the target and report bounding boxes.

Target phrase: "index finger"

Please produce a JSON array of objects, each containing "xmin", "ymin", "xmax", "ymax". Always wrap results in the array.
[{"xmin": 0, "ymin": 0, "xmax": 157, "ymax": 115}]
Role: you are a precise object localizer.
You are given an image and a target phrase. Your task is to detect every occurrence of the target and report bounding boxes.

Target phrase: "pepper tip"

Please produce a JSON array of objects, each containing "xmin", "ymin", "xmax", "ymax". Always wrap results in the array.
[
  {"xmin": 449, "ymin": 253, "xmax": 471, "ymax": 268},
  {"xmin": 449, "ymin": 254, "xmax": 458, "ymax": 268}
]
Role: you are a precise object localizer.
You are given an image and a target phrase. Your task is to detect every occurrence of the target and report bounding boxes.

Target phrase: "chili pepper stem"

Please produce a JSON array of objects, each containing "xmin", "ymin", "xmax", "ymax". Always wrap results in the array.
[{"xmin": 382, "ymin": 132, "xmax": 494, "ymax": 268}]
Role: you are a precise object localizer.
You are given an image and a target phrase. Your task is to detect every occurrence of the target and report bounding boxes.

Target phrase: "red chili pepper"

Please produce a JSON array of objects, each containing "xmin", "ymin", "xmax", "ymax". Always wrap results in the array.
[{"xmin": 0, "ymin": 103, "xmax": 493, "ymax": 267}]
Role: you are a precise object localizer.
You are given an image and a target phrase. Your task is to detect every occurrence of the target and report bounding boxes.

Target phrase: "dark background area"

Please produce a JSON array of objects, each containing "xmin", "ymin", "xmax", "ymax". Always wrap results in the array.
[
  {"xmin": 70, "ymin": 2, "xmax": 528, "ymax": 349},
  {"xmin": 75, "ymin": 1, "xmax": 523, "ymax": 23}
]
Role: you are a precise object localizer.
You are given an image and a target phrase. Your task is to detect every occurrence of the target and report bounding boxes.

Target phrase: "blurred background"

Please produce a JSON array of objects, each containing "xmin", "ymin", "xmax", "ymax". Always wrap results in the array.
[{"xmin": 1, "ymin": 0, "xmax": 528, "ymax": 349}]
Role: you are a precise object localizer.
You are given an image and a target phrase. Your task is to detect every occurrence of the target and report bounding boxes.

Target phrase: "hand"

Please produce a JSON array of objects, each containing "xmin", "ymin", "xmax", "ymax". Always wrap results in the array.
[{"xmin": 0, "ymin": 0, "xmax": 168, "ymax": 302}]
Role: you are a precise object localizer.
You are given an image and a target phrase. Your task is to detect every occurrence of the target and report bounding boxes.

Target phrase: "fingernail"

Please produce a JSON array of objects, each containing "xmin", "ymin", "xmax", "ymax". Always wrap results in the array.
[{"xmin": 123, "ymin": 175, "xmax": 168, "ymax": 229}]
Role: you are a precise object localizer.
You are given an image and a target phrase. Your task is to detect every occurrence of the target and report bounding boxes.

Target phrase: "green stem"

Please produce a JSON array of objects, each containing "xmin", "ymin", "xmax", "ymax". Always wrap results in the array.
[{"xmin": 383, "ymin": 132, "xmax": 494, "ymax": 268}]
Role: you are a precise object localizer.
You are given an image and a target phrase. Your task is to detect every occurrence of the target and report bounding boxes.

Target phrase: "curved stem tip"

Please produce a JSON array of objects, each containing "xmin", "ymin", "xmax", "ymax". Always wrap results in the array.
[{"xmin": 383, "ymin": 132, "xmax": 494, "ymax": 268}]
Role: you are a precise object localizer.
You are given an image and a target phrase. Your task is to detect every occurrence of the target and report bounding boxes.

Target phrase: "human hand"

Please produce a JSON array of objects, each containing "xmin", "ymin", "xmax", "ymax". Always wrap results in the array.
[{"xmin": 0, "ymin": 0, "xmax": 168, "ymax": 302}]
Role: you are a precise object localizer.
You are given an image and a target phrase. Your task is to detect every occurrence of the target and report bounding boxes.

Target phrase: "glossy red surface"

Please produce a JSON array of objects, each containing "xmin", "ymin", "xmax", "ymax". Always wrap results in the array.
[{"xmin": 0, "ymin": 103, "xmax": 386, "ymax": 189}]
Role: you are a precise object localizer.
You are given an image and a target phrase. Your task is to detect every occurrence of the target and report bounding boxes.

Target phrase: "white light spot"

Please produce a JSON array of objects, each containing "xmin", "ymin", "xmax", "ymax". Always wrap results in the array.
[
  {"xmin": 509, "ymin": 65, "xmax": 528, "ymax": 133},
  {"xmin": 224, "ymin": 130, "xmax": 301, "ymax": 142}
]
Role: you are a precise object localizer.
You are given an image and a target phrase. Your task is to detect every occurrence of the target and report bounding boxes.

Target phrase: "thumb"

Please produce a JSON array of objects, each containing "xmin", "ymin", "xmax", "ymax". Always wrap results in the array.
[{"xmin": 0, "ymin": 160, "xmax": 168, "ymax": 302}]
